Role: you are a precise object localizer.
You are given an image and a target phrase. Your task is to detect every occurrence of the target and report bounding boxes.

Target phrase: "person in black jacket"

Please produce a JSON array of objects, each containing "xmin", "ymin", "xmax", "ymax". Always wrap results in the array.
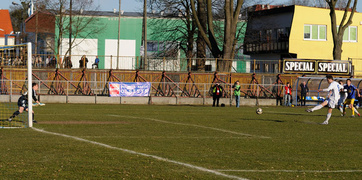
[
  {"xmin": 212, "ymin": 83, "xmax": 224, "ymax": 107},
  {"xmin": 300, "ymin": 81, "xmax": 309, "ymax": 106}
]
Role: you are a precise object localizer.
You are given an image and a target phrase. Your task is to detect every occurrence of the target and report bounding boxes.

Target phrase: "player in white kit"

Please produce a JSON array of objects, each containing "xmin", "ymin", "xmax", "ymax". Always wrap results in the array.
[{"xmin": 306, "ymin": 75, "xmax": 340, "ymax": 125}]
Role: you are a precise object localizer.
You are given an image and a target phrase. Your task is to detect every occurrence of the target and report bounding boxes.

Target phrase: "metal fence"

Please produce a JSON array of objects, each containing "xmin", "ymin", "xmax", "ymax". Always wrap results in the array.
[
  {"xmin": 0, "ymin": 79, "xmax": 286, "ymax": 99},
  {"xmin": 1, "ymin": 50, "xmax": 284, "ymax": 73}
]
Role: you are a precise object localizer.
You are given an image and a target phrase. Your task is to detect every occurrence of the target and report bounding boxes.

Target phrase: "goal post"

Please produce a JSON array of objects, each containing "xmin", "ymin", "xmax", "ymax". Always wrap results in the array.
[
  {"xmin": 0, "ymin": 43, "xmax": 32, "ymax": 128},
  {"xmin": 27, "ymin": 42, "xmax": 33, "ymax": 127}
]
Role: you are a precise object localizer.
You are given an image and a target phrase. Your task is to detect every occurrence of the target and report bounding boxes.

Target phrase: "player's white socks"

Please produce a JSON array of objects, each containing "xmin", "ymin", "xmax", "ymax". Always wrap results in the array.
[
  {"xmin": 311, "ymin": 105, "xmax": 323, "ymax": 112},
  {"xmin": 324, "ymin": 113, "xmax": 332, "ymax": 124},
  {"xmin": 354, "ymin": 108, "xmax": 359, "ymax": 114},
  {"xmin": 339, "ymin": 105, "xmax": 343, "ymax": 113}
]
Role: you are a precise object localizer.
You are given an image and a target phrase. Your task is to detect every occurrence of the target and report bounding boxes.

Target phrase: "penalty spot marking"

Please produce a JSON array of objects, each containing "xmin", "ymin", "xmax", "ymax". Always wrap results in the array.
[
  {"xmin": 108, "ymin": 114, "xmax": 270, "ymax": 139},
  {"xmin": 217, "ymin": 169, "xmax": 362, "ymax": 173},
  {"xmin": 32, "ymin": 127, "xmax": 247, "ymax": 180}
]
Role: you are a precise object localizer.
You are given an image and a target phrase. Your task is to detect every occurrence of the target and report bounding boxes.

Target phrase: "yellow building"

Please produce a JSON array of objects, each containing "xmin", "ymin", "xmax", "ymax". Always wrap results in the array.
[{"xmin": 244, "ymin": 5, "xmax": 362, "ymax": 76}]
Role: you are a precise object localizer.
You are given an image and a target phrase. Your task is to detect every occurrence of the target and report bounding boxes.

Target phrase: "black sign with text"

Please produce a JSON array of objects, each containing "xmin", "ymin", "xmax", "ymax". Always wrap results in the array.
[{"xmin": 283, "ymin": 59, "xmax": 350, "ymax": 75}]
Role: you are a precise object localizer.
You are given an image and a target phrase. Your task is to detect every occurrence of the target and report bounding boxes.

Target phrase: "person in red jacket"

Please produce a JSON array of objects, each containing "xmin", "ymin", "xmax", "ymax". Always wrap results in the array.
[{"xmin": 284, "ymin": 82, "xmax": 292, "ymax": 106}]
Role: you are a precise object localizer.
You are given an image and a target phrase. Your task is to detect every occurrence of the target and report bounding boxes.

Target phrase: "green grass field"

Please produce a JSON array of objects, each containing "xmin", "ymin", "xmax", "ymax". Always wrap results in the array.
[{"xmin": 1, "ymin": 104, "xmax": 361, "ymax": 179}]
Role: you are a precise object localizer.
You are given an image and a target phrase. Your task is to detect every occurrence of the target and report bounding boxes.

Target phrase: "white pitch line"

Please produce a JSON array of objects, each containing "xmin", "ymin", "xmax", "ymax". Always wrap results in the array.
[
  {"xmin": 82, "ymin": 136, "xmax": 252, "ymax": 139},
  {"xmin": 32, "ymin": 127, "xmax": 247, "ymax": 180},
  {"xmin": 108, "ymin": 115, "xmax": 270, "ymax": 139},
  {"xmin": 216, "ymin": 169, "xmax": 362, "ymax": 173}
]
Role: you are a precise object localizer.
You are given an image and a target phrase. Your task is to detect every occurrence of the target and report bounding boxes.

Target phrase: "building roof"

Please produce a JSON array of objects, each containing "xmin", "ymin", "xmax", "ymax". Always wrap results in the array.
[
  {"xmin": 0, "ymin": 10, "xmax": 14, "ymax": 37},
  {"xmin": 33, "ymin": 9, "xmax": 192, "ymax": 19}
]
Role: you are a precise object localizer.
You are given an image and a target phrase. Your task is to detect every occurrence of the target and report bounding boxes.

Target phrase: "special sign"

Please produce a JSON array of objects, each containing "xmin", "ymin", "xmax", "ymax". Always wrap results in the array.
[{"xmin": 283, "ymin": 59, "xmax": 350, "ymax": 75}]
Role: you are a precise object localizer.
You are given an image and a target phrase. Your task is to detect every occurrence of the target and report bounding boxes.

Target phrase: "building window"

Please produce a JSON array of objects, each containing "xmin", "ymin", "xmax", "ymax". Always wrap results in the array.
[
  {"xmin": 304, "ymin": 25, "xmax": 326, "ymax": 41},
  {"xmin": 343, "ymin": 26, "xmax": 357, "ymax": 42},
  {"xmin": 266, "ymin": 29, "xmax": 273, "ymax": 42},
  {"xmin": 252, "ymin": 63, "xmax": 260, "ymax": 70}
]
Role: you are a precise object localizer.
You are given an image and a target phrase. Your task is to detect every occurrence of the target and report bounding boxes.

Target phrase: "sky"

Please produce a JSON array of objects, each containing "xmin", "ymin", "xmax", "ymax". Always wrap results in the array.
[{"xmin": 0, "ymin": 0, "xmax": 361, "ymax": 12}]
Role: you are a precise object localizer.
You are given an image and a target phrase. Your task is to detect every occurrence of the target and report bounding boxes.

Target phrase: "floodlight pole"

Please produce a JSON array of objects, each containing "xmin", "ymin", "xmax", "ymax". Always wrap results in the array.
[
  {"xmin": 35, "ymin": 0, "xmax": 38, "ymax": 58},
  {"xmin": 69, "ymin": 0, "xmax": 72, "ymax": 64},
  {"xmin": 117, "ymin": 0, "xmax": 121, "ymax": 70},
  {"xmin": 143, "ymin": 0, "xmax": 147, "ymax": 70},
  {"xmin": 27, "ymin": 42, "xmax": 33, "ymax": 127}
]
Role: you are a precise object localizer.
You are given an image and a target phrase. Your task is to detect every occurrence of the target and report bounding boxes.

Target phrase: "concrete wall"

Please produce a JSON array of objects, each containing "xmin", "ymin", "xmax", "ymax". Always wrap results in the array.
[{"xmin": 0, "ymin": 94, "xmax": 280, "ymax": 106}]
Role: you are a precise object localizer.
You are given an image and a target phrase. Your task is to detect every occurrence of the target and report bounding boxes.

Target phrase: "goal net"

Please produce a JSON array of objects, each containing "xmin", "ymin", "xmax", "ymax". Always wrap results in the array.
[{"xmin": 0, "ymin": 43, "xmax": 33, "ymax": 128}]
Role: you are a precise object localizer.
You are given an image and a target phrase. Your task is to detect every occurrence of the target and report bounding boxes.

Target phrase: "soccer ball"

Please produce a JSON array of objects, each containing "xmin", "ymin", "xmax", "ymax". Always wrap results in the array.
[{"xmin": 256, "ymin": 108, "xmax": 263, "ymax": 115}]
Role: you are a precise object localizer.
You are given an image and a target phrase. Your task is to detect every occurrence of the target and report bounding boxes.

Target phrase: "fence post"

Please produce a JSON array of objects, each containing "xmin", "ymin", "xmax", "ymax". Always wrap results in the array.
[
  {"xmin": 256, "ymin": 85, "xmax": 259, "ymax": 106},
  {"xmin": 189, "ymin": 58, "xmax": 191, "ymax": 71},
  {"xmin": 66, "ymin": 81, "xmax": 69, "ymax": 103},
  {"xmin": 215, "ymin": 58, "xmax": 218, "ymax": 71},
  {"xmin": 203, "ymin": 83, "xmax": 206, "ymax": 105},
  {"xmin": 230, "ymin": 84, "xmax": 232, "ymax": 107},
  {"xmin": 163, "ymin": 57, "xmax": 166, "ymax": 71},
  {"xmin": 9, "ymin": 79, "xmax": 12, "ymax": 102},
  {"xmin": 254, "ymin": 59, "xmax": 256, "ymax": 73},
  {"xmin": 110, "ymin": 55, "xmax": 113, "ymax": 70}
]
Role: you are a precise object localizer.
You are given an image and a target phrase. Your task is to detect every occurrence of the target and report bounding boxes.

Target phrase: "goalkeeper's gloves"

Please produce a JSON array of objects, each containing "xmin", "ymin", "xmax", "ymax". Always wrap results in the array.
[{"xmin": 33, "ymin": 103, "xmax": 46, "ymax": 106}]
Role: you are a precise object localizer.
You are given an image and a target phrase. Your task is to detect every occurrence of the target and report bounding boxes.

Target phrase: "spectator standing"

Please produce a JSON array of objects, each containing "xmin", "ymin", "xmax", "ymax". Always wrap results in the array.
[
  {"xmin": 284, "ymin": 82, "xmax": 292, "ymax": 106},
  {"xmin": 300, "ymin": 81, "xmax": 309, "ymax": 106},
  {"xmin": 45, "ymin": 56, "xmax": 51, "ymax": 67},
  {"xmin": 212, "ymin": 83, "xmax": 223, "ymax": 107},
  {"xmin": 79, "ymin": 55, "xmax": 88, "ymax": 68},
  {"xmin": 50, "ymin": 56, "xmax": 57, "ymax": 68},
  {"xmin": 275, "ymin": 74, "xmax": 283, "ymax": 106},
  {"xmin": 232, "ymin": 81, "xmax": 241, "ymax": 108},
  {"xmin": 93, "ymin": 56, "xmax": 99, "ymax": 69},
  {"xmin": 65, "ymin": 56, "xmax": 72, "ymax": 69},
  {"xmin": 36, "ymin": 55, "xmax": 42, "ymax": 67}
]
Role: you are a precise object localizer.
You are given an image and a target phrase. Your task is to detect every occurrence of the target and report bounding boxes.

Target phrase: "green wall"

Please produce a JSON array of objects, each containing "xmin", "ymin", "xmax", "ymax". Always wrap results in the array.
[{"xmin": 56, "ymin": 15, "xmax": 248, "ymax": 71}]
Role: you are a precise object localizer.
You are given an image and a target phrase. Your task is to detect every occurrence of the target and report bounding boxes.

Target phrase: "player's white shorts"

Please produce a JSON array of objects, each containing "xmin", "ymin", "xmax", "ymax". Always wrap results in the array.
[{"xmin": 326, "ymin": 98, "xmax": 337, "ymax": 109}]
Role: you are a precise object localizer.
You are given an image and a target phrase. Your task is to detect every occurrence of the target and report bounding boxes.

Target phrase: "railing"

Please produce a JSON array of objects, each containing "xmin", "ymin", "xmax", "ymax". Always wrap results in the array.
[
  {"xmin": 0, "ymin": 80, "xmax": 286, "ymax": 99},
  {"xmin": 1, "ymin": 54, "xmax": 284, "ymax": 73},
  {"xmin": 244, "ymin": 41, "xmax": 289, "ymax": 54}
]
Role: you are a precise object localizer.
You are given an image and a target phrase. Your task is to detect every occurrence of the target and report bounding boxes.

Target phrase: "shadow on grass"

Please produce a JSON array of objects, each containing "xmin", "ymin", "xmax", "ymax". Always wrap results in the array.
[
  {"xmin": 264, "ymin": 111, "xmax": 326, "ymax": 117},
  {"xmin": 238, "ymin": 117, "xmax": 285, "ymax": 123}
]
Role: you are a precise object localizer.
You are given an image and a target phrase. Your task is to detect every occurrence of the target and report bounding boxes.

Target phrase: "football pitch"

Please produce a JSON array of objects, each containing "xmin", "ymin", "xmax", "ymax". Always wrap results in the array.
[{"xmin": 1, "ymin": 104, "xmax": 361, "ymax": 179}]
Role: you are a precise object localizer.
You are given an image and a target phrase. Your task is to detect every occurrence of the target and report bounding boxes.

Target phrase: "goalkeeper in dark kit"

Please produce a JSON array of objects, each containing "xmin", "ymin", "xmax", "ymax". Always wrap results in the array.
[{"xmin": 8, "ymin": 83, "xmax": 44, "ymax": 123}]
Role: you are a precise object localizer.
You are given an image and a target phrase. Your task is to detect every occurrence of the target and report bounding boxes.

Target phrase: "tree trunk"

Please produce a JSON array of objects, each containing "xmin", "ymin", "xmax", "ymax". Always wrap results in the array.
[
  {"xmin": 219, "ymin": 0, "xmax": 233, "ymax": 72},
  {"xmin": 196, "ymin": 0, "xmax": 207, "ymax": 71},
  {"xmin": 333, "ymin": 38, "xmax": 343, "ymax": 60},
  {"xmin": 190, "ymin": 0, "xmax": 244, "ymax": 72},
  {"xmin": 186, "ymin": 33, "xmax": 194, "ymax": 71},
  {"xmin": 327, "ymin": 0, "xmax": 357, "ymax": 60}
]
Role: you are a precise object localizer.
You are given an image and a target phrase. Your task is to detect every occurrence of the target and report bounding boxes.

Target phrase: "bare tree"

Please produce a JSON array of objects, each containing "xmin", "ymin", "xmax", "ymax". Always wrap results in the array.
[
  {"xmin": 196, "ymin": 0, "xmax": 207, "ymax": 71},
  {"xmin": 147, "ymin": 0, "xmax": 197, "ymax": 70},
  {"xmin": 39, "ymin": 0, "xmax": 102, "ymax": 66},
  {"xmin": 10, "ymin": 0, "xmax": 31, "ymax": 33},
  {"xmin": 325, "ymin": 0, "xmax": 357, "ymax": 60},
  {"xmin": 190, "ymin": 0, "xmax": 245, "ymax": 72}
]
